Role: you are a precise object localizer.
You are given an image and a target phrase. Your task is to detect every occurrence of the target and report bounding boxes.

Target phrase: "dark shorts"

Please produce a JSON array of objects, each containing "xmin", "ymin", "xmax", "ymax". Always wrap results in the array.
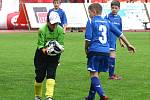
[
  {"xmin": 34, "ymin": 48, "xmax": 60, "ymax": 82},
  {"xmin": 87, "ymin": 52, "xmax": 109, "ymax": 72},
  {"xmin": 109, "ymin": 32, "xmax": 117, "ymax": 51}
]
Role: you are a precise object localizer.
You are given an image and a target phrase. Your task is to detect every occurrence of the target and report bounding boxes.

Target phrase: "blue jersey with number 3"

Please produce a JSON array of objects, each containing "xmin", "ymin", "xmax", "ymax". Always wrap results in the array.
[{"xmin": 85, "ymin": 16, "xmax": 123, "ymax": 53}]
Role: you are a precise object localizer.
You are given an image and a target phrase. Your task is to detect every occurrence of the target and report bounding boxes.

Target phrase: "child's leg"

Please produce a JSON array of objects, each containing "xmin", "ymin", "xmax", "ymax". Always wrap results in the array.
[
  {"xmin": 91, "ymin": 76, "xmax": 104, "ymax": 97},
  {"xmin": 109, "ymin": 51, "xmax": 121, "ymax": 80},
  {"xmin": 45, "ymin": 79, "xmax": 55, "ymax": 98},
  {"xmin": 109, "ymin": 51, "xmax": 116, "ymax": 77},
  {"xmin": 34, "ymin": 81, "xmax": 43, "ymax": 97},
  {"xmin": 109, "ymin": 56, "xmax": 116, "ymax": 77},
  {"xmin": 86, "ymin": 82, "xmax": 96, "ymax": 100},
  {"xmin": 90, "ymin": 72, "xmax": 105, "ymax": 97}
]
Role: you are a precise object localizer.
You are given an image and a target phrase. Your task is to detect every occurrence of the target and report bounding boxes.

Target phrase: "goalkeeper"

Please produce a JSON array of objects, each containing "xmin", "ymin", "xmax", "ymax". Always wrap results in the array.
[{"xmin": 33, "ymin": 11, "xmax": 64, "ymax": 100}]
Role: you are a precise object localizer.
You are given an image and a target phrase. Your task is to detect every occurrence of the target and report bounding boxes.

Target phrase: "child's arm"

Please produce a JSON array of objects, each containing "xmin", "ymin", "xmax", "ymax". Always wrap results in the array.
[
  {"xmin": 85, "ymin": 40, "xmax": 90, "ymax": 56},
  {"xmin": 119, "ymin": 38, "xmax": 125, "ymax": 48},
  {"xmin": 119, "ymin": 35, "xmax": 136, "ymax": 53},
  {"xmin": 109, "ymin": 22, "xmax": 135, "ymax": 53}
]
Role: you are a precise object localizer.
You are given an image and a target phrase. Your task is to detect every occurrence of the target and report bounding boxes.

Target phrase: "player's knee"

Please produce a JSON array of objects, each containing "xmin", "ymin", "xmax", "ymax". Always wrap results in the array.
[
  {"xmin": 110, "ymin": 51, "xmax": 116, "ymax": 58},
  {"xmin": 35, "ymin": 75, "xmax": 46, "ymax": 83},
  {"xmin": 46, "ymin": 73, "xmax": 56, "ymax": 79},
  {"xmin": 47, "ymin": 70, "xmax": 56, "ymax": 79}
]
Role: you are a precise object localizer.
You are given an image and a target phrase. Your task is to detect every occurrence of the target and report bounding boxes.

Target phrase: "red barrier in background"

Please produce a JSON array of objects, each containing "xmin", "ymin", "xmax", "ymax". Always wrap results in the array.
[
  {"xmin": 7, "ymin": 12, "xmax": 29, "ymax": 30},
  {"xmin": 7, "ymin": 12, "xmax": 19, "ymax": 30}
]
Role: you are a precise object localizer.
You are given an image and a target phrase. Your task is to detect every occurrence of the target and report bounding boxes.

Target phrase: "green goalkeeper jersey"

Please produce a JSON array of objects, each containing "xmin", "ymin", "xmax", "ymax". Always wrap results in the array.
[{"xmin": 37, "ymin": 23, "xmax": 64, "ymax": 49}]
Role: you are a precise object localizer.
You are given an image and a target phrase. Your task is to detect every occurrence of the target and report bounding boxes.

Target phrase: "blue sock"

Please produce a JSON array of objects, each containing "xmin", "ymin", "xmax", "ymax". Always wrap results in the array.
[
  {"xmin": 91, "ymin": 77, "xmax": 104, "ymax": 97},
  {"xmin": 88, "ymin": 83, "xmax": 96, "ymax": 100},
  {"xmin": 109, "ymin": 57, "xmax": 115, "ymax": 77}
]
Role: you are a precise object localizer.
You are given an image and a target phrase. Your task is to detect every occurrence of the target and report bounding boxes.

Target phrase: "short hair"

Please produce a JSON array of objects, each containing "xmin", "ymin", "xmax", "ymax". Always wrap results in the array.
[
  {"xmin": 88, "ymin": 3, "xmax": 102, "ymax": 15},
  {"xmin": 111, "ymin": 0, "xmax": 120, "ymax": 7},
  {"xmin": 53, "ymin": 0, "xmax": 61, "ymax": 3}
]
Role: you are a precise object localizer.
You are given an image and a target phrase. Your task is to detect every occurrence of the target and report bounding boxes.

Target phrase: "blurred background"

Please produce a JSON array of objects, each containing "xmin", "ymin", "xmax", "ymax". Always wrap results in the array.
[
  {"xmin": 0, "ymin": 0, "xmax": 150, "ymax": 32},
  {"xmin": 0, "ymin": 1, "xmax": 150, "ymax": 100}
]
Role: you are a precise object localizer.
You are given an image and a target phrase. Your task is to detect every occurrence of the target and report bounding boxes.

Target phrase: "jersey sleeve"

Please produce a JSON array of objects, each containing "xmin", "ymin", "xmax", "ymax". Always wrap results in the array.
[
  {"xmin": 109, "ymin": 21, "xmax": 123, "ymax": 37},
  {"xmin": 62, "ymin": 10, "xmax": 67, "ymax": 25},
  {"xmin": 85, "ymin": 20, "xmax": 92, "ymax": 41},
  {"xmin": 120, "ymin": 18, "xmax": 123, "ymax": 31},
  {"xmin": 37, "ymin": 30, "xmax": 46, "ymax": 49}
]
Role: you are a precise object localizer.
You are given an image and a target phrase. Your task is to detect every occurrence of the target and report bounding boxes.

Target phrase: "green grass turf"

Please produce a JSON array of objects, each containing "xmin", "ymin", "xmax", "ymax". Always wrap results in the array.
[{"xmin": 0, "ymin": 32, "xmax": 150, "ymax": 100}]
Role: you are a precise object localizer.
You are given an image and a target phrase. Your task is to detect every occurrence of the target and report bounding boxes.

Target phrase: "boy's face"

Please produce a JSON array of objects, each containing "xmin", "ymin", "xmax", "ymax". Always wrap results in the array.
[
  {"xmin": 88, "ymin": 9, "xmax": 96, "ymax": 19},
  {"xmin": 53, "ymin": 1, "xmax": 60, "ymax": 9},
  {"xmin": 48, "ymin": 22, "xmax": 58, "ymax": 31},
  {"xmin": 111, "ymin": 5, "xmax": 120, "ymax": 15}
]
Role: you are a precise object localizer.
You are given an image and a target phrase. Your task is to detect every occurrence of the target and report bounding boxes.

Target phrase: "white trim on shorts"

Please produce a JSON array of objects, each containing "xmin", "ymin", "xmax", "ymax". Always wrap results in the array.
[
  {"xmin": 87, "ymin": 68, "xmax": 96, "ymax": 72},
  {"xmin": 110, "ymin": 48, "xmax": 116, "ymax": 51}
]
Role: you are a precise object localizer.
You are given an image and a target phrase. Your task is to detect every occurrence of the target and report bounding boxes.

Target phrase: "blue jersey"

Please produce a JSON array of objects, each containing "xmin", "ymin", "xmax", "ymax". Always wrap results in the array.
[
  {"xmin": 104, "ymin": 13, "xmax": 122, "ymax": 50},
  {"xmin": 48, "ymin": 8, "xmax": 67, "ymax": 27},
  {"xmin": 85, "ymin": 16, "xmax": 123, "ymax": 53}
]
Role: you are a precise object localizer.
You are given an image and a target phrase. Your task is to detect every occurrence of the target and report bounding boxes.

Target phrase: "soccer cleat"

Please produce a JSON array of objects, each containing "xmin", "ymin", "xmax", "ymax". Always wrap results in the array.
[
  {"xmin": 109, "ymin": 74, "xmax": 122, "ymax": 80},
  {"xmin": 34, "ymin": 96, "xmax": 42, "ymax": 100},
  {"xmin": 100, "ymin": 96, "xmax": 108, "ymax": 100},
  {"xmin": 45, "ymin": 97, "xmax": 53, "ymax": 100}
]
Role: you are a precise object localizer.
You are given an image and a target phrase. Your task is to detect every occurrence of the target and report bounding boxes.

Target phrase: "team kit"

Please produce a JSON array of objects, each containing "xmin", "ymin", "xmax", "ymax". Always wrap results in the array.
[{"xmin": 33, "ymin": 0, "xmax": 136, "ymax": 100}]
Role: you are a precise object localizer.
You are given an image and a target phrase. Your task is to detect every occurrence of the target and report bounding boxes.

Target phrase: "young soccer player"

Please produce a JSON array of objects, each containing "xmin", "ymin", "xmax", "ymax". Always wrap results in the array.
[
  {"xmin": 47, "ymin": 0, "xmax": 67, "ymax": 66},
  {"xmin": 84, "ymin": 3, "xmax": 135, "ymax": 100},
  {"xmin": 34, "ymin": 11, "xmax": 64, "ymax": 100},
  {"xmin": 47, "ymin": 0, "xmax": 67, "ymax": 33},
  {"xmin": 104, "ymin": 0, "xmax": 125, "ymax": 80}
]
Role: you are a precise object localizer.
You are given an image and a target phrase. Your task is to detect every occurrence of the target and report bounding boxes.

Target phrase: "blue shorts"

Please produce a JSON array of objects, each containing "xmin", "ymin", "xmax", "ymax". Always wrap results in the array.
[
  {"xmin": 109, "ymin": 32, "xmax": 117, "ymax": 51},
  {"xmin": 87, "ymin": 52, "xmax": 109, "ymax": 72}
]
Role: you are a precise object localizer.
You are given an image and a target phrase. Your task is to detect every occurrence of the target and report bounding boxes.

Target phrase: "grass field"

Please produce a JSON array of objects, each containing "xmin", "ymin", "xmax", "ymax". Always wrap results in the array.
[{"xmin": 0, "ymin": 32, "xmax": 150, "ymax": 100}]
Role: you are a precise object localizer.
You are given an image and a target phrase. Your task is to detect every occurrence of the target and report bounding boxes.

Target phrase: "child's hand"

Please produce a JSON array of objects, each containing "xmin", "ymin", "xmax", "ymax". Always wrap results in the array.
[{"xmin": 127, "ymin": 44, "xmax": 136, "ymax": 53}]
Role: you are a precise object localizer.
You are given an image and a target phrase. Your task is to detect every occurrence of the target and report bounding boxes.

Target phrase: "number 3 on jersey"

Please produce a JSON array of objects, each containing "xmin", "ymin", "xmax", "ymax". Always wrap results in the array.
[{"xmin": 99, "ymin": 25, "xmax": 107, "ymax": 44}]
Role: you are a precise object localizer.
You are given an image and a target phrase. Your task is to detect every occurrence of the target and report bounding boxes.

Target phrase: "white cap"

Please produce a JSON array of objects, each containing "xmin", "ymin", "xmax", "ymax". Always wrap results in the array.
[{"xmin": 48, "ymin": 11, "xmax": 61, "ymax": 24}]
